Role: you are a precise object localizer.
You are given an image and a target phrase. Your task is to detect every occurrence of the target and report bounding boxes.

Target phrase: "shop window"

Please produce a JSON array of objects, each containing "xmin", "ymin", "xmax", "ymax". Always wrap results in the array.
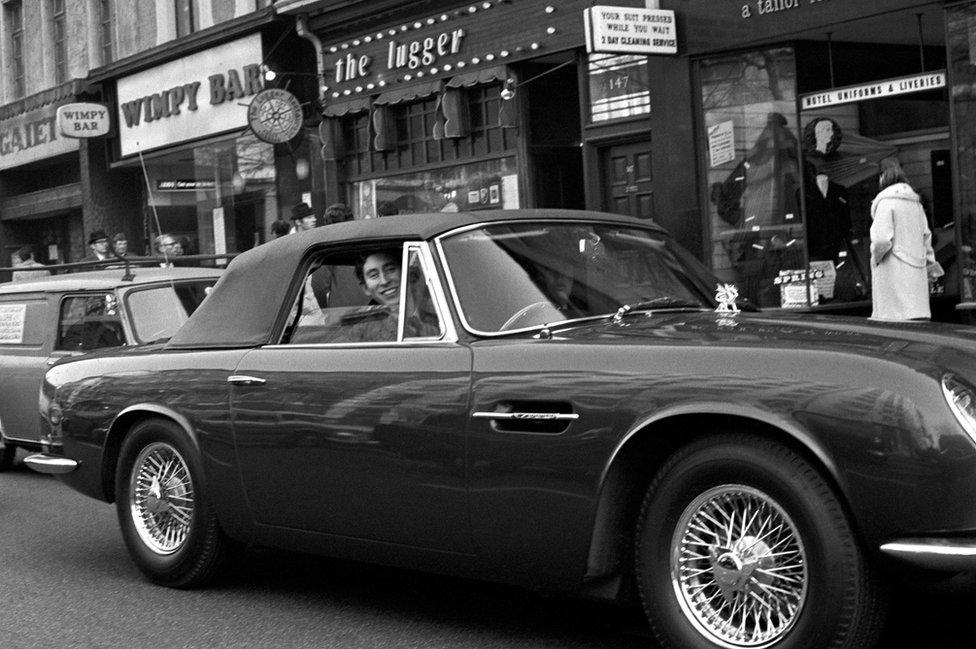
[
  {"xmin": 698, "ymin": 48, "xmax": 809, "ymax": 308},
  {"xmin": 339, "ymin": 82, "xmax": 517, "ymax": 214},
  {"xmin": 948, "ymin": 4, "xmax": 976, "ymax": 306},
  {"xmin": 352, "ymin": 157, "xmax": 518, "ymax": 218}
]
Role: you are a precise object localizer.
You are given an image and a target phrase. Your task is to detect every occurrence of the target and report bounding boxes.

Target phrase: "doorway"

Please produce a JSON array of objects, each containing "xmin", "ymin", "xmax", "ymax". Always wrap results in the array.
[{"xmin": 601, "ymin": 140, "xmax": 653, "ymax": 219}]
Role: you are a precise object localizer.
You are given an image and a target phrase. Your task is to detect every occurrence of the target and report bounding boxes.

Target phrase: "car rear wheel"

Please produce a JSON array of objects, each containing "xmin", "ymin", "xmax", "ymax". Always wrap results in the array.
[
  {"xmin": 115, "ymin": 418, "xmax": 228, "ymax": 588},
  {"xmin": 635, "ymin": 434, "xmax": 886, "ymax": 649},
  {"xmin": 0, "ymin": 439, "xmax": 15, "ymax": 471}
]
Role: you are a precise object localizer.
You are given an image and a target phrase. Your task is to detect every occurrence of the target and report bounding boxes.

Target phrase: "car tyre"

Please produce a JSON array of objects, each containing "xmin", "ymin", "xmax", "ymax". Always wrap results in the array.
[
  {"xmin": 0, "ymin": 439, "xmax": 15, "ymax": 471},
  {"xmin": 115, "ymin": 418, "xmax": 228, "ymax": 588},
  {"xmin": 635, "ymin": 433, "xmax": 887, "ymax": 649}
]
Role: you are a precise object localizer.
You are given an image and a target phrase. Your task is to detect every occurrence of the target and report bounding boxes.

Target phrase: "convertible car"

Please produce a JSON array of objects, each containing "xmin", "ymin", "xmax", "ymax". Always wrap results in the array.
[{"xmin": 25, "ymin": 209, "xmax": 976, "ymax": 649}]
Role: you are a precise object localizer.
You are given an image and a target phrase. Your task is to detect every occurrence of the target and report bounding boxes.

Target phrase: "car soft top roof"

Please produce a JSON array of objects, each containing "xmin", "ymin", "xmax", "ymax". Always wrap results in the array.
[
  {"xmin": 0, "ymin": 266, "xmax": 223, "ymax": 295},
  {"xmin": 167, "ymin": 209, "xmax": 661, "ymax": 349}
]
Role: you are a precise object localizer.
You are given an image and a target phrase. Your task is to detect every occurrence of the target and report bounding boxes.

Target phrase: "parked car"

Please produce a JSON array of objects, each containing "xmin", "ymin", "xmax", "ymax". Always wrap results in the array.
[
  {"xmin": 24, "ymin": 209, "xmax": 976, "ymax": 649},
  {"xmin": 0, "ymin": 266, "xmax": 221, "ymax": 468}
]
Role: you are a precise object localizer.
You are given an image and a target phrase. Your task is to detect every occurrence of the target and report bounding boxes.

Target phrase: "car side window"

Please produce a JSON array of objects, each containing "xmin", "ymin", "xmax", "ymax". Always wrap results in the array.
[
  {"xmin": 283, "ymin": 244, "xmax": 444, "ymax": 344},
  {"xmin": 56, "ymin": 294, "xmax": 126, "ymax": 351}
]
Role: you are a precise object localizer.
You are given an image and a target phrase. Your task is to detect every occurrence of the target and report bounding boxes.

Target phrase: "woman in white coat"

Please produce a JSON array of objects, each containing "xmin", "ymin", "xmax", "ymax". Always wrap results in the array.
[{"xmin": 869, "ymin": 161, "xmax": 939, "ymax": 321}]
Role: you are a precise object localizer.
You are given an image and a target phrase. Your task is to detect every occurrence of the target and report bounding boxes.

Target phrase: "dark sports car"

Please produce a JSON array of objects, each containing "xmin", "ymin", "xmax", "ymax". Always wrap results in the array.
[{"xmin": 26, "ymin": 209, "xmax": 976, "ymax": 649}]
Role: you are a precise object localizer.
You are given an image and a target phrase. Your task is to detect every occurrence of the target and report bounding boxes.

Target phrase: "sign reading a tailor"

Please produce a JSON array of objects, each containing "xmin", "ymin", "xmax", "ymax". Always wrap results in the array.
[
  {"xmin": 800, "ymin": 71, "xmax": 946, "ymax": 110},
  {"xmin": 583, "ymin": 6, "xmax": 677, "ymax": 55},
  {"xmin": 116, "ymin": 33, "xmax": 263, "ymax": 157},
  {"xmin": 0, "ymin": 102, "xmax": 79, "ymax": 171},
  {"xmin": 57, "ymin": 102, "xmax": 111, "ymax": 138}
]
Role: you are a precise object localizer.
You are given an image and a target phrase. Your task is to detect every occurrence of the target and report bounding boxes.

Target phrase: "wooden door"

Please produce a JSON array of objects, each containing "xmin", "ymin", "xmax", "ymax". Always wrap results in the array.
[{"xmin": 602, "ymin": 141, "xmax": 653, "ymax": 219}]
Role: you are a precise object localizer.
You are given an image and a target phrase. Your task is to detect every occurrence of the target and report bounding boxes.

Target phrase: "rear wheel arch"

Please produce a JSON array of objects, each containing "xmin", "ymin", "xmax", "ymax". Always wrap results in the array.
[
  {"xmin": 101, "ymin": 406, "xmax": 200, "ymax": 502},
  {"xmin": 585, "ymin": 413, "xmax": 854, "ymax": 594}
]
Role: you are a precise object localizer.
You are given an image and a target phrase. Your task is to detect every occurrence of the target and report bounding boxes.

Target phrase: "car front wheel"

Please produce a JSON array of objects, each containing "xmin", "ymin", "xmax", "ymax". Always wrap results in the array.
[
  {"xmin": 635, "ymin": 434, "xmax": 886, "ymax": 649},
  {"xmin": 115, "ymin": 418, "xmax": 228, "ymax": 588}
]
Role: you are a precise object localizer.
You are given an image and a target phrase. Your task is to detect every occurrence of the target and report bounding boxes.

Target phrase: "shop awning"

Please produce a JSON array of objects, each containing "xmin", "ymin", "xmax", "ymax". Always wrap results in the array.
[
  {"xmin": 445, "ymin": 65, "xmax": 508, "ymax": 88},
  {"xmin": 373, "ymin": 80, "xmax": 443, "ymax": 106},
  {"xmin": 815, "ymin": 132, "xmax": 898, "ymax": 188},
  {"xmin": 0, "ymin": 183, "xmax": 81, "ymax": 220},
  {"xmin": 321, "ymin": 97, "xmax": 371, "ymax": 117}
]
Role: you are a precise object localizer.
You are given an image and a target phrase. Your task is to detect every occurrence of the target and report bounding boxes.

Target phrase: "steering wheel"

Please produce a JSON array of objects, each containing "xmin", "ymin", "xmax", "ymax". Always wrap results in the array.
[{"xmin": 499, "ymin": 301, "xmax": 563, "ymax": 331}]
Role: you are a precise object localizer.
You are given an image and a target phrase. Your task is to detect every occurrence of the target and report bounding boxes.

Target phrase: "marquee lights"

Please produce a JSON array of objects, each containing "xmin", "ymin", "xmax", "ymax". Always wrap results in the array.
[{"xmin": 321, "ymin": 1, "xmax": 560, "ymax": 100}]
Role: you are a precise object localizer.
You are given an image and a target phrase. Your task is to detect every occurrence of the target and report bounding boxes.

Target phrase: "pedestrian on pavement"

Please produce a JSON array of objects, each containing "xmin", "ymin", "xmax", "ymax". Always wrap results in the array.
[
  {"xmin": 111, "ymin": 233, "xmax": 129, "ymax": 258},
  {"xmin": 869, "ymin": 158, "xmax": 941, "ymax": 321},
  {"xmin": 289, "ymin": 202, "xmax": 318, "ymax": 233},
  {"xmin": 11, "ymin": 245, "xmax": 50, "ymax": 281},
  {"xmin": 81, "ymin": 230, "xmax": 111, "ymax": 263},
  {"xmin": 324, "ymin": 202, "xmax": 354, "ymax": 225}
]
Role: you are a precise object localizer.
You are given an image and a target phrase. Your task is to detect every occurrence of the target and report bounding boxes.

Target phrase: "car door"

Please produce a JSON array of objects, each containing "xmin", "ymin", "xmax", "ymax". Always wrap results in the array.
[{"xmin": 230, "ymin": 243, "xmax": 473, "ymax": 552}]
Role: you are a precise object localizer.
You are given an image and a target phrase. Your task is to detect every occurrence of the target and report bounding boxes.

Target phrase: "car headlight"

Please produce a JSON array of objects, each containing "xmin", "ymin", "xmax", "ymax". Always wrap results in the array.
[{"xmin": 942, "ymin": 374, "xmax": 976, "ymax": 447}]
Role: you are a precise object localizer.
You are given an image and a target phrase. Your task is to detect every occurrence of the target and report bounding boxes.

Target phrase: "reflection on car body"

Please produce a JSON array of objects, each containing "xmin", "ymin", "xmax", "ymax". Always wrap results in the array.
[{"xmin": 23, "ymin": 209, "xmax": 976, "ymax": 649}]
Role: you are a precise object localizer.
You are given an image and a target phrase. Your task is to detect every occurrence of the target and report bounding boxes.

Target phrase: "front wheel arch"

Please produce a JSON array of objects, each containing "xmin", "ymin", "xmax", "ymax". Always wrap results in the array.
[
  {"xmin": 634, "ymin": 432, "xmax": 887, "ymax": 649},
  {"xmin": 101, "ymin": 406, "xmax": 201, "ymax": 503},
  {"xmin": 584, "ymin": 414, "xmax": 857, "ymax": 594}
]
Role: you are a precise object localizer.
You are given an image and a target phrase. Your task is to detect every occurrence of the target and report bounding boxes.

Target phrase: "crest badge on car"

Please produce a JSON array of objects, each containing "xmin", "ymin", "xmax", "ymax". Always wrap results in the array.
[{"xmin": 714, "ymin": 283, "xmax": 740, "ymax": 314}]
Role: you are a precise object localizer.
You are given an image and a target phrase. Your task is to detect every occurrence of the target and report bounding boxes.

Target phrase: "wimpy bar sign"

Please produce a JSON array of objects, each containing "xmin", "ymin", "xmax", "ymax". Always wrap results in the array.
[{"xmin": 801, "ymin": 71, "xmax": 946, "ymax": 109}]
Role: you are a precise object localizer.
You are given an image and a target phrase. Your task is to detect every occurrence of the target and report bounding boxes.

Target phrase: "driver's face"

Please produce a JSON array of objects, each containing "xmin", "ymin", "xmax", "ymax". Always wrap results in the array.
[
  {"xmin": 540, "ymin": 265, "xmax": 573, "ymax": 306},
  {"xmin": 361, "ymin": 253, "xmax": 401, "ymax": 306}
]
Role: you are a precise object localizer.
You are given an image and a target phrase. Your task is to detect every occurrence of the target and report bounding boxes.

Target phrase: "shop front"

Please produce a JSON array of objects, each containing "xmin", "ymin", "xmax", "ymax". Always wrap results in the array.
[
  {"xmin": 0, "ymin": 82, "xmax": 86, "ymax": 275},
  {"xmin": 103, "ymin": 24, "xmax": 321, "ymax": 257},
  {"xmin": 678, "ymin": 1, "xmax": 964, "ymax": 317},
  {"xmin": 296, "ymin": 0, "xmax": 664, "ymax": 224}
]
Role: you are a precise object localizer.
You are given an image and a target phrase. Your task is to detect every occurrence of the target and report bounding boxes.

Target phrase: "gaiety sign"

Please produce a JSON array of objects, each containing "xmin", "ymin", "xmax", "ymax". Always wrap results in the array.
[
  {"xmin": 116, "ymin": 34, "xmax": 263, "ymax": 157},
  {"xmin": 0, "ymin": 101, "xmax": 79, "ymax": 171}
]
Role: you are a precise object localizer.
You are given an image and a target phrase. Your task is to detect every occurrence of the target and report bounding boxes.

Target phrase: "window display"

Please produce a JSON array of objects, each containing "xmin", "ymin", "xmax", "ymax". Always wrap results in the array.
[
  {"xmin": 352, "ymin": 157, "xmax": 519, "ymax": 218},
  {"xmin": 700, "ymin": 48, "xmax": 806, "ymax": 308}
]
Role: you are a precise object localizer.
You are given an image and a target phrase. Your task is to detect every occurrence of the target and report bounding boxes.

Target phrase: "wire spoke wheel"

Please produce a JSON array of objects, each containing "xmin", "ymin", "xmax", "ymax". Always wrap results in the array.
[
  {"xmin": 129, "ymin": 441, "xmax": 194, "ymax": 555},
  {"xmin": 671, "ymin": 484, "xmax": 807, "ymax": 647}
]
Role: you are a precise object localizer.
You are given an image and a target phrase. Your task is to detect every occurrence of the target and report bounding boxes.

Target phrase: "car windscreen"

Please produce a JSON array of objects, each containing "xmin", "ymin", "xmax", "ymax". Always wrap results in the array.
[
  {"xmin": 439, "ymin": 222, "xmax": 717, "ymax": 333},
  {"xmin": 125, "ymin": 280, "xmax": 217, "ymax": 344}
]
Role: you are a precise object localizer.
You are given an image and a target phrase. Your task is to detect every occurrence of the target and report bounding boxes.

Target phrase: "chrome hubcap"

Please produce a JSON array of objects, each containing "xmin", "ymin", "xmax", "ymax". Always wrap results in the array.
[
  {"xmin": 129, "ymin": 442, "xmax": 194, "ymax": 555},
  {"xmin": 671, "ymin": 485, "xmax": 807, "ymax": 648}
]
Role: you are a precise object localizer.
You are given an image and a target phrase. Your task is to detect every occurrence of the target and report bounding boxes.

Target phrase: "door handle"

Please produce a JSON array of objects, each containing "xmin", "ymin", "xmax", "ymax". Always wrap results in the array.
[
  {"xmin": 227, "ymin": 375, "xmax": 266, "ymax": 386},
  {"xmin": 472, "ymin": 412, "xmax": 579, "ymax": 422}
]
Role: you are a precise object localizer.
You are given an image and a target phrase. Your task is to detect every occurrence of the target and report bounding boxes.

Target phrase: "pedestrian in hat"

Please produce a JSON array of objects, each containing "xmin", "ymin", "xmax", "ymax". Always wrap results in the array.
[
  {"xmin": 81, "ymin": 230, "xmax": 111, "ymax": 263},
  {"xmin": 289, "ymin": 202, "xmax": 318, "ymax": 234}
]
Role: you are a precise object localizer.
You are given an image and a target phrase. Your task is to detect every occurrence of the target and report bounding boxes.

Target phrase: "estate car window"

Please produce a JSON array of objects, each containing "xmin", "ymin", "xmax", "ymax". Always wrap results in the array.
[
  {"xmin": 0, "ymin": 300, "xmax": 46, "ymax": 346},
  {"xmin": 284, "ymin": 243, "xmax": 444, "ymax": 344},
  {"xmin": 439, "ymin": 223, "xmax": 716, "ymax": 333},
  {"xmin": 125, "ymin": 280, "xmax": 216, "ymax": 343},
  {"xmin": 56, "ymin": 294, "xmax": 125, "ymax": 351}
]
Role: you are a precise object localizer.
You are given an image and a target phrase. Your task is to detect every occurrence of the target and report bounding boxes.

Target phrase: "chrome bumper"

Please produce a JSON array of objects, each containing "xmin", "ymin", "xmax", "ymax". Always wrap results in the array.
[
  {"xmin": 881, "ymin": 538, "xmax": 976, "ymax": 572},
  {"xmin": 24, "ymin": 453, "xmax": 78, "ymax": 475}
]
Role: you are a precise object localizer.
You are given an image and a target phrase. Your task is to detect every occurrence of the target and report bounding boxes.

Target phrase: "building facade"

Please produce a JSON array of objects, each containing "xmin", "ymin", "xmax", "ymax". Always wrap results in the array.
[{"xmin": 0, "ymin": 0, "xmax": 279, "ymax": 274}]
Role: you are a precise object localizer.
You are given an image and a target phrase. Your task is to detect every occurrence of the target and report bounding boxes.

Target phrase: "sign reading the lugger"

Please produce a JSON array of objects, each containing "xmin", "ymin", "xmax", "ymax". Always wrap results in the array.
[
  {"xmin": 583, "ymin": 6, "xmax": 677, "ymax": 55},
  {"xmin": 116, "ymin": 34, "xmax": 263, "ymax": 157},
  {"xmin": 57, "ymin": 102, "xmax": 111, "ymax": 138}
]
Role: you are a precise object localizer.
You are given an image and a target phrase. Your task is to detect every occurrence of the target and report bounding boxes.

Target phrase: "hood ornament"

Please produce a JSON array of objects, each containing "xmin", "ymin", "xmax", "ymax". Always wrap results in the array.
[{"xmin": 715, "ymin": 283, "xmax": 740, "ymax": 314}]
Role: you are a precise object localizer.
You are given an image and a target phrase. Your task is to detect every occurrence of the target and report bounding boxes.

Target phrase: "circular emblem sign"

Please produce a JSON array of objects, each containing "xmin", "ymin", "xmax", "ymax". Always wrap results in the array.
[{"xmin": 248, "ymin": 89, "xmax": 303, "ymax": 144}]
